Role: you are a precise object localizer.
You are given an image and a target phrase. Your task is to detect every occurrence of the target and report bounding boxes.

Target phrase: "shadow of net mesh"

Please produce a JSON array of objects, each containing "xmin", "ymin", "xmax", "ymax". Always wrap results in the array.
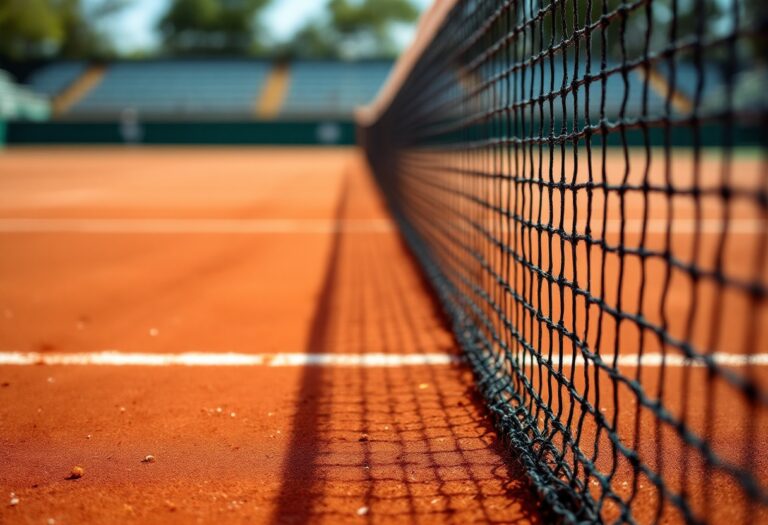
[{"xmin": 362, "ymin": 0, "xmax": 767, "ymax": 522}]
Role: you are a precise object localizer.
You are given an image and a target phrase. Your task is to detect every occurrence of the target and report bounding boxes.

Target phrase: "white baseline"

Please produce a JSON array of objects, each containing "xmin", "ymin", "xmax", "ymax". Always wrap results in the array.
[
  {"xmin": 0, "ymin": 351, "xmax": 766, "ymax": 367},
  {"xmin": 0, "ymin": 218, "xmax": 763, "ymax": 235},
  {"xmin": 0, "ymin": 351, "xmax": 459, "ymax": 367}
]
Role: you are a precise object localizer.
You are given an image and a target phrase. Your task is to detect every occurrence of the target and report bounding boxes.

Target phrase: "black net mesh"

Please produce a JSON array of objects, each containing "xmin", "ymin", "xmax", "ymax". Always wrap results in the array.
[{"xmin": 362, "ymin": 0, "xmax": 768, "ymax": 522}]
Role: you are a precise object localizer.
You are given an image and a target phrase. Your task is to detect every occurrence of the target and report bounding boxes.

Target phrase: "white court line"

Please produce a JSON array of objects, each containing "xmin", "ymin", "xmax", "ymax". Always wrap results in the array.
[
  {"xmin": 0, "ymin": 351, "xmax": 766, "ymax": 368},
  {"xmin": 485, "ymin": 219, "xmax": 765, "ymax": 234},
  {"xmin": 505, "ymin": 352, "xmax": 768, "ymax": 368},
  {"xmin": 0, "ymin": 218, "xmax": 395, "ymax": 234},
  {"xmin": 0, "ymin": 351, "xmax": 461, "ymax": 367},
  {"xmin": 605, "ymin": 352, "xmax": 768, "ymax": 367},
  {"xmin": 0, "ymin": 218, "xmax": 762, "ymax": 235}
]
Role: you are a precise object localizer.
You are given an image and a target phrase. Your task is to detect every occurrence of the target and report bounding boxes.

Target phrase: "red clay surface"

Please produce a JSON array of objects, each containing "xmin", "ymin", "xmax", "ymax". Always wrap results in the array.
[
  {"xmin": 1, "ymin": 147, "xmax": 765, "ymax": 524},
  {"xmin": 0, "ymin": 147, "xmax": 542, "ymax": 524}
]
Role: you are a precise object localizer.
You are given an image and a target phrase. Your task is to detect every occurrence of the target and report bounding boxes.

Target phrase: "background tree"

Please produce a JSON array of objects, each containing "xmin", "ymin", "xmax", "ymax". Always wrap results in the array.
[
  {"xmin": 57, "ymin": 0, "xmax": 129, "ymax": 59},
  {"xmin": 284, "ymin": 23, "xmax": 339, "ymax": 60},
  {"xmin": 742, "ymin": 0, "xmax": 766, "ymax": 63},
  {"xmin": 0, "ymin": 0, "xmax": 127, "ymax": 60},
  {"xmin": 285, "ymin": 0, "xmax": 419, "ymax": 59},
  {"xmin": 0, "ymin": 0, "xmax": 64, "ymax": 60},
  {"xmin": 330, "ymin": 0, "xmax": 419, "ymax": 58},
  {"xmin": 159, "ymin": 0, "xmax": 271, "ymax": 56}
]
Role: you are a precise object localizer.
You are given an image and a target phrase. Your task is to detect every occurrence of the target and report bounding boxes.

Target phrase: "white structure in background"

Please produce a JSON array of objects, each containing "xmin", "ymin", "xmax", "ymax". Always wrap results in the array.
[
  {"xmin": 0, "ymin": 70, "xmax": 51, "ymax": 122},
  {"xmin": 119, "ymin": 107, "xmax": 143, "ymax": 144}
]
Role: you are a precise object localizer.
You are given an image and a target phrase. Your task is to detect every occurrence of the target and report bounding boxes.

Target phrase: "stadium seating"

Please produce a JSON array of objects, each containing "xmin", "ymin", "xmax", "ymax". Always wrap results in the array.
[
  {"xmin": 70, "ymin": 60, "xmax": 271, "ymax": 118},
  {"xmin": 27, "ymin": 62, "xmax": 87, "ymax": 97},
  {"xmin": 280, "ymin": 61, "xmax": 392, "ymax": 118},
  {"xmin": 478, "ymin": 59, "xmax": 667, "ymax": 121},
  {"xmin": 25, "ymin": 58, "xmax": 707, "ymax": 122},
  {"xmin": 653, "ymin": 61, "xmax": 765, "ymax": 113},
  {"xmin": 656, "ymin": 61, "xmax": 724, "ymax": 103}
]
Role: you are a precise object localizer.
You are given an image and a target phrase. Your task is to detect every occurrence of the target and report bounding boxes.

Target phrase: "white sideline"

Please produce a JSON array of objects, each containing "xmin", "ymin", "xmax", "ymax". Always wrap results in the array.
[
  {"xmin": 0, "ymin": 351, "xmax": 765, "ymax": 368},
  {"xmin": 0, "ymin": 351, "xmax": 461, "ymax": 367},
  {"xmin": 0, "ymin": 218, "xmax": 762, "ymax": 235},
  {"xmin": 524, "ymin": 352, "xmax": 768, "ymax": 368},
  {"xmin": 0, "ymin": 218, "xmax": 395, "ymax": 234}
]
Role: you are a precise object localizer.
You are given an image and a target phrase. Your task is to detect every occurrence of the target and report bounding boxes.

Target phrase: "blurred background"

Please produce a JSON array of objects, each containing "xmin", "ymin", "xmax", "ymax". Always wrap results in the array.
[
  {"xmin": 0, "ymin": 0, "xmax": 429, "ymax": 60},
  {"xmin": 0, "ymin": 0, "xmax": 763, "ymax": 146},
  {"xmin": 0, "ymin": 0, "xmax": 429, "ymax": 145}
]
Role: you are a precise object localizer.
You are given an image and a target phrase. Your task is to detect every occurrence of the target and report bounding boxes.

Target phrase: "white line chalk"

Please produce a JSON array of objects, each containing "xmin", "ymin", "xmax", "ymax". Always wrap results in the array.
[
  {"xmin": 502, "ymin": 351, "xmax": 768, "ymax": 368},
  {"xmin": 0, "ymin": 351, "xmax": 765, "ymax": 368},
  {"xmin": 0, "ymin": 351, "xmax": 461, "ymax": 367},
  {"xmin": 0, "ymin": 218, "xmax": 762, "ymax": 235}
]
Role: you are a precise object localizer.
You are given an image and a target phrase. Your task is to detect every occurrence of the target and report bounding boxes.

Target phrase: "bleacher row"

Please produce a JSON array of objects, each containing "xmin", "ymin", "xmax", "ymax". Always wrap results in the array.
[
  {"xmin": 26, "ymin": 60, "xmax": 394, "ymax": 120},
  {"xmin": 14, "ymin": 59, "xmax": 740, "ymax": 122}
]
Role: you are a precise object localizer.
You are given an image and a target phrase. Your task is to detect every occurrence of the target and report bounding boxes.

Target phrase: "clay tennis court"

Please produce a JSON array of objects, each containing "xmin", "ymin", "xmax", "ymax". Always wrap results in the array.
[
  {"xmin": 1, "ymin": 0, "xmax": 765, "ymax": 519},
  {"xmin": 0, "ymin": 146, "xmax": 765, "ymax": 524},
  {"xmin": 0, "ymin": 147, "xmax": 542, "ymax": 524}
]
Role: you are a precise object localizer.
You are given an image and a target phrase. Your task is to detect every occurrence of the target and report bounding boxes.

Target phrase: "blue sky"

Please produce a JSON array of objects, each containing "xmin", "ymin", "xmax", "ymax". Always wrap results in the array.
[{"xmin": 101, "ymin": 0, "xmax": 433, "ymax": 53}]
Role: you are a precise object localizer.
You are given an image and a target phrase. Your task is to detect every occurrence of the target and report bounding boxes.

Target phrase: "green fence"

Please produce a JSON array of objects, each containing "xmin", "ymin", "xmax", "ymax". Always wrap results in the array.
[
  {"xmin": 0, "ymin": 120, "xmax": 6, "ymax": 148},
  {"xmin": 6, "ymin": 120, "xmax": 356, "ymax": 146}
]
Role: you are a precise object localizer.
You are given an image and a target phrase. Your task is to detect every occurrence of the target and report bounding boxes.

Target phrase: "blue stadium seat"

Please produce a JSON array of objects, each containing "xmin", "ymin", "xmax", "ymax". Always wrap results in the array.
[
  {"xmin": 28, "ymin": 62, "xmax": 87, "ymax": 97},
  {"xmin": 478, "ymin": 58, "xmax": 667, "ymax": 124},
  {"xmin": 656, "ymin": 61, "xmax": 724, "ymax": 107},
  {"xmin": 71, "ymin": 60, "xmax": 270, "ymax": 118},
  {"xmin": 280, "ymin": 61, "xmax": 393, "ymax": 118}
]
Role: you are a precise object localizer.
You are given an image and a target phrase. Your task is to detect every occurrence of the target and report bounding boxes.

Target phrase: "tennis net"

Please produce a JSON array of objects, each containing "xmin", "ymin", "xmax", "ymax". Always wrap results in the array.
[{"xmin": 360, "ymin": 0, "xmax": 767, "ymax": 522}]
